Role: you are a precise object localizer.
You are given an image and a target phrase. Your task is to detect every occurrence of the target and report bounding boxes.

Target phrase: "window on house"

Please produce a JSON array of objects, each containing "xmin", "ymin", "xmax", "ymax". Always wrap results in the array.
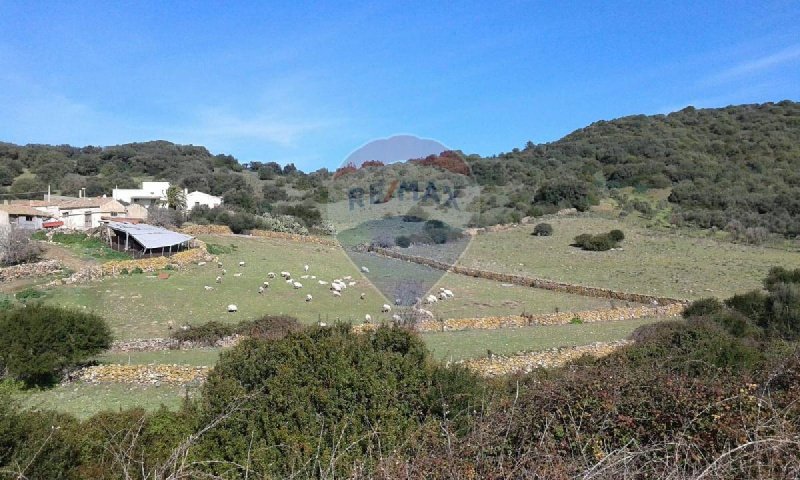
[{"xmin": 25, "ymin": 216, "xmax": 32, "ymax": 221}]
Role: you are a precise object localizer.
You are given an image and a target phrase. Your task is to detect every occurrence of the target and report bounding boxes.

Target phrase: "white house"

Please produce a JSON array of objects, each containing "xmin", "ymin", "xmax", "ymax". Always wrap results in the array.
[
  {"xmin": 112, "ymin": 181, "xmax": 171, "ymax": 208},
  {"xmin": 185, "ymin": 190, "xmax": 223, "ymax": 211}
]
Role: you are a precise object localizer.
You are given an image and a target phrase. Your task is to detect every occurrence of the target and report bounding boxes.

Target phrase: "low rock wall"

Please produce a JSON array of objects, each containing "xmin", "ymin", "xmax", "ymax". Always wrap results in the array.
[
  {"xmin": 353, "ymin": 302, "xmax": 684, "ymax": 334},
  {"xmin": 367, "ymin": 246, "xmax": 684, "ymax": 306},
  {"xmin": 74, "ymin": 364, "xmax": 209, "ymax": 385},
  {"xmin": 0, "ymin": 260, "xmax": 63, "ymax": 282},
  {"xmin": 110, "ymin": 335, "xmax": 241, "ymax": 352},
  {"xmin": 179, "ymin": 224, "xmax": 233, "ymax": 235},
  {"xmin": 462, "ymin": 340, "xmax": 630, "ymax": 377}
]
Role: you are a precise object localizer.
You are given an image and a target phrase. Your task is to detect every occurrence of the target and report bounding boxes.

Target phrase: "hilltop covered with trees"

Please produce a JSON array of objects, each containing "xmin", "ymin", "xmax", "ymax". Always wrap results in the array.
[{"xmin": 1, "ymin": 100, "xmax": 799, "ymax": 236}]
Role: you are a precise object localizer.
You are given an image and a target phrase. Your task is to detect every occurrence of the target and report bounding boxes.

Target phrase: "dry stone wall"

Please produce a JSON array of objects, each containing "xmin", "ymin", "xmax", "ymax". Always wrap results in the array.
[
  {"xmin": 178, "ymin": 224, "xmax": 233, "ymax": 235},
  {"xmin": 367, "ymin": 246, "xmax": 685, "ymax": 306},
  {"xmin": 352, "ymin": 302, "xmax": 685, "ymax": 334},
  {"xmin": 74, "ymin": 364, "xmax": 209, "ymax": 385},
  {"xmin": 0, "ymin": 260, "xmax": 63, "ymax": 282},
  {"xmin": 110, "ymin": 335, "xmax": 241, "ymax": 352},
  {"xmin": 462, "ymin": 340, "xmax": 630, "ymax": 377}
]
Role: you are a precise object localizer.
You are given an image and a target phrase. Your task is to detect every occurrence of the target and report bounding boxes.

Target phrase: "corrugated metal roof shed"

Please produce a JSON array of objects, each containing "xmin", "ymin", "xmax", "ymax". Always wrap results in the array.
[{"xmin": 107, "ymin": 222, "xmax": 193, "ymax": 250}]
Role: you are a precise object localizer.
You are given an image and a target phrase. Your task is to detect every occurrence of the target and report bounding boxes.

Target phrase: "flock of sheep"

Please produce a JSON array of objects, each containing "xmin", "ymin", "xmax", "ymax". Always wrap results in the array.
[{"xmin": 201, "ymin": 259, "xmax": 455, "ymax": 324}]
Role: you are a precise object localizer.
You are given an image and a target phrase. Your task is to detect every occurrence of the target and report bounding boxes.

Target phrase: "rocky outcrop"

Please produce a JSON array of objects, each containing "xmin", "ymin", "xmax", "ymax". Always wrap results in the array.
[
  {"xmin": 0, "ymin": 260, "xmax": 63, "ymax": 282},
  {"xmin": 461, "ymin": 340, "xmax": 630, "ymax": 377}
]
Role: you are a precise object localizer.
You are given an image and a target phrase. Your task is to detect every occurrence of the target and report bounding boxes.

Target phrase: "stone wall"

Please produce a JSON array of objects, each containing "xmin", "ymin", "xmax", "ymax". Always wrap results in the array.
[
  {"xmin": 178, "ymin": 224, "xmax": 233, "ymax": 235},
  {"xmin": 352, "ymin": 302, "xmax": 685, "ymax": 334},
  {"xmin": 0, "ymin": 260, "xmax": 63, "ymax": 282},
  {"xmin": 74, "ymin": 364, "xmax": 209, "ymax": 385},
  {"xmin": 367, "ymin": 246, "xmax": 685, "ymax": 306},
  {"xmin": 110, "ymin": 335, "xmax": 241, "ymax": 352},
  {"xmin": 462, "ymin": 340, "xmax": 630, "ymax": 377}
]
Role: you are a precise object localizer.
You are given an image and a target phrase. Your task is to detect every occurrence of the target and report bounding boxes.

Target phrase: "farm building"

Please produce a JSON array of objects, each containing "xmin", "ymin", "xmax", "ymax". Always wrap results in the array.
[
  {"xmin": 106, "ymin": 222, "xmax": 194, "ymax": 257},
  {"xmin": 11, "ymin": 196, "xmax": 126, "ymax": 230},
  {"xmin": 0, "ymin": 203, "xmax": 50, "ymax": 229}
]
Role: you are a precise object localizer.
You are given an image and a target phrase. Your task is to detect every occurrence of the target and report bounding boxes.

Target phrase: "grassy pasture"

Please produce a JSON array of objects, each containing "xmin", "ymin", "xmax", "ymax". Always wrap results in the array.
[
  {"xmin": 43, "ymin": 235, "xmax": 389, "ymax": 339},
  {"xmin": 19, "ymin": 383, "xmax": 194, "ymax": 420},
  {"xmin": 461, "ymin": 215, "xmax": 800, "ymax": 300},
  {"xmin": 42, "ymin": 234, "xmax": 617, "ymax": 340},
  {"xmin": 422, "ymin": 317, "xmax": 660, "ymax": 361}
]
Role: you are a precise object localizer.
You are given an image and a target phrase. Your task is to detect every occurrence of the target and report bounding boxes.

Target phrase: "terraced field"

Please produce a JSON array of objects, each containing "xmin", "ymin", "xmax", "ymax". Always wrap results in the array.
[{"xmin": 460, "ymin": 215, "xmax": 800, "ymax": 300}]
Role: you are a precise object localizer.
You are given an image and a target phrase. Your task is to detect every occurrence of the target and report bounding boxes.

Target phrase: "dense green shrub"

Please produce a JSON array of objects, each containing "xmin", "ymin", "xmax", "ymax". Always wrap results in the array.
[
  {"xmin": 193, "ymin": 325, "xmax": 482, "ymax": 478},
  {"xmin": 532, "ymin": 222, "xmax": 553, "ymax": 236},
  {"xmin": 172, "ymin": 315, "xmax": 301, "ymax": 345},
  {"xmin": 395, "ymin": 235, "xmax": 411, "ymax": 248},
  {"xmin": 608, "ymin": 229, "xmax": 625, "ymax": 242},
  {"xmin": 0, "ymin": 305, "xmax": 112, "ymax": 386},
  {"xmin": 683, "ymin": 297, "xmax": 724, "ymax": 318},
  {"xmin": 573, "ymin": 232, "xmax": 615, "ymax": 251},
  {"xmin": 725, "ymin": 290, "xmax": 768, "ymax": 320}
]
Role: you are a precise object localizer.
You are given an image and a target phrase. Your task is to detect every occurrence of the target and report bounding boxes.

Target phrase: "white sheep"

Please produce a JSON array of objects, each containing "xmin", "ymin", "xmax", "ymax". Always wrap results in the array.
[
  {"xmin": 227, "ymin": 304, "xmax": 238, "ymax": 313},
  {"xmin": 343, "ymin": 275, "xmax": 352, "ymax": 280},
  {"xmin": 286, "ymin": 279, "xmax": 294, "ymax": 284},
  {"xmin": 348, "ymin": 281, "xmax": 356, "ymax": 287},
  {"xmin": 304, "ymin": 264, "xmax": 309, "ymax": 272},
  {"xmin": 381, "ymin": 304, "xmax": 391, "ymax": 313},
  {"xmin": 426, "ymin": 294, "xmax": 438, "ymax": 304},
  {"xmin": 263, "ymin": 281, "xmax": 270, "ymax": 287},
  {"xmin": 280, "ymin": 271, "xmax": 290, "ymax": 278},
  {"xmin": 239, "ymin": 261, "xmax": 245, "ymax": 267},
  {"xmin": 221, "ymin": 269, "xmax": 227, "ymax": 275},
  {"xmin": 293, "ymin": 281, "xmax": 303, "ymax": 289},
  {"xmin": 258, "ymin": 286, "xmax": 265, "ymax": 294},
  {"xmin": 318, "ymin": 321, "xmax": 327, "ymax": 327},
  {"xmin": 217, "ymin": 262, "xmax": 223, "ymax": 268},
  {"xmin": 331, "ymin": 283, "xmax": 343, "ymax": 292},
  {"xmin": 416, "ymin": 308, "xmax": 434, "ymax": 320},
  {"xmin": 318, "ymin": 280, "xmax": 329, "ymax": 285},
  {"xmin": 215, "ymin": 276, "xmax": 222, "ymax": 284},
  {"xmin": 439, "ymin": 292, "xmax": 448, "ymax": 300},
  {"xmin": 233, "ymin": 272, "xmax": 242, "ymax": 277},
  {"xmin": 204, "ymin": 285, "xmax": 214, "ymax": 291},
  {"xmin": 198, "ymin": 261, "xmax": 207, "ymax": 266},
  {"xmin": 300, "ymin": 275, "xmax": 309, "ymax": 279},
  {"xmin": 332, "ymin": 290, "xmax": 342, "ymax": 297},
  {"xmin": 395, "ymin": 298, "xmax": 402, "ymax": 305},
  {"xmin": 267, "ymin": 272, "xmax": 276, "ymax": 279},
  {"xmin": 305, "ymin": 294, "xmax": 313, "ymax": 302},
  {"xmin": 360, "ymin": 293, "xmax": 366, "ymax": 300},
  {"xmin": 365, "ymin": 314, "xmax": 372, "ymax": 323},
  {"xmin": 443, "ymin": 289, "xmax": 454, "ymax": 298},
  {"xmin": 361, "ymin": 266, "xmax": 369, "ymax": 273},
  {"xmin": 311, "ymin": 275, "xmax": 316, "ymax": 279},
  {"xmin": 392, "ymin": 314, "xmax": 402, "ymax": 323}
]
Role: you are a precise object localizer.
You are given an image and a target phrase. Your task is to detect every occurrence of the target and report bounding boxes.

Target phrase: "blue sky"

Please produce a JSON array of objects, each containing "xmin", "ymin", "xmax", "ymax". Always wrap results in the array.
[{"xmin": 1, "ymin": 1, "xmax": 798, "ymax": 171}]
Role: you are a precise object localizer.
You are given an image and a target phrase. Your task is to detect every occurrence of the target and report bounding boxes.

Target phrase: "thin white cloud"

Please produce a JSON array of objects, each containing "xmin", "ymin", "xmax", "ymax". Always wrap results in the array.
[
  {"xmin": 701, "ymin": 44, "xmax": 800, "ymax": 86},
  {"xmin": 189, "ymin": 109, "xmax": 328, "ymax": 147}
]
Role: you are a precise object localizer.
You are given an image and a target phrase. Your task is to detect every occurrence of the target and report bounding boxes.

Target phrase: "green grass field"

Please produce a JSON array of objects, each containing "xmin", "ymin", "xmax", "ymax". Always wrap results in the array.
[
  {"xmin": 97, "ymin": 348, "xmax": 221, "ymax": 366},
  {"xmin": 18, "ymin": 383, "xmax": 196, "ymax": 420},
  {"xmin": 461, "ymin": 215, "xmax": 800, "ymax": 300},
  {"xmin": 41, "ymin": 234, "xmax": 619, "ymax": 340},
  {"xmin": 422, "ymin": 317, "xmax": 659, "ymax": 361},
  {"xmin": 17, "ymin": 317, "xmax": 663, "ymax": 418},
  {"xmin": 43, "ymin": 235, "xmax": 390, "ymax": 339}
]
